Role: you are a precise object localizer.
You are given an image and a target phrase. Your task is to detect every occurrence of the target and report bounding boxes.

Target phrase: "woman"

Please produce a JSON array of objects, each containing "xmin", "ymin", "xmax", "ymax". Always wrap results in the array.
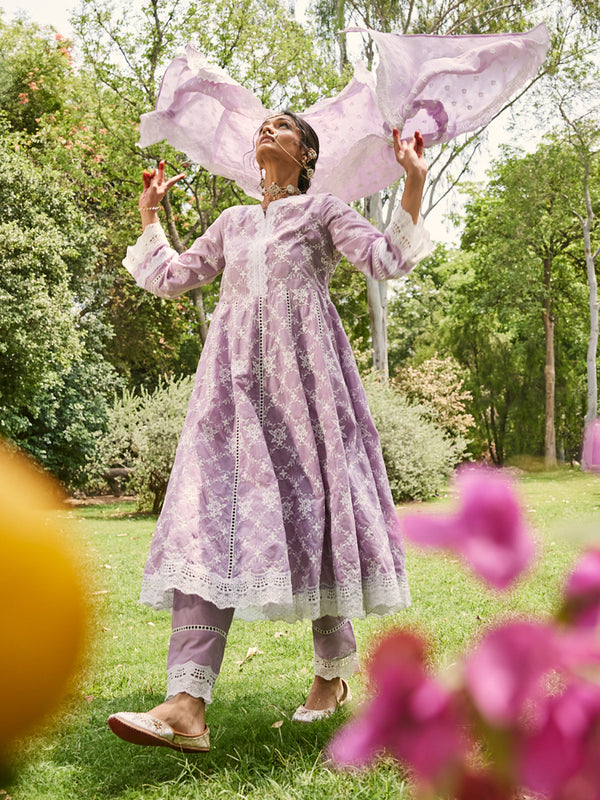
[{"xmin": 108, "ymin": 111, "xmax": 431, "ymax": 753}]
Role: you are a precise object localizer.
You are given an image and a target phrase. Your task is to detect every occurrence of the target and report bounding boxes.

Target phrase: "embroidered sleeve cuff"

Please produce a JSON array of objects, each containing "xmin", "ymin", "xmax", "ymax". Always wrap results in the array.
[
  {"xmin": 387, "ymin": 205, "xmax": 434, "ymax": 270},
  {"xmin": 122, "ymin": 222, "xmax": 171, "ymax": 278}
]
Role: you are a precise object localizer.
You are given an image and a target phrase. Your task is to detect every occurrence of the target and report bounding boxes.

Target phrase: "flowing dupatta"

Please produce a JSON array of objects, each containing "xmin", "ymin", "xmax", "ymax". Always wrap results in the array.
[{"xmin": 138, "ymin": 24, "xmax": 550, "ymax": 203}]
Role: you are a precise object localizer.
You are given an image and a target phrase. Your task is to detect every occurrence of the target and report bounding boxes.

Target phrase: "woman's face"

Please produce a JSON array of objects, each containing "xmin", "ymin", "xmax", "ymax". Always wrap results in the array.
[{"xmin": 256, "ymin": 114, "xmax": 305, "ymax": 169}]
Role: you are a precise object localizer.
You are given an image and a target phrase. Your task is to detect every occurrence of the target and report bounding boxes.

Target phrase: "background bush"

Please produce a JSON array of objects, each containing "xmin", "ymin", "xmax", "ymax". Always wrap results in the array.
[
  {"xmin": 98, "ymin": 375, "xmax": 193, "ymax": 512},
  {"xmin": 363, "ymin": 372, "xmax": 463, "ymax": 502}
]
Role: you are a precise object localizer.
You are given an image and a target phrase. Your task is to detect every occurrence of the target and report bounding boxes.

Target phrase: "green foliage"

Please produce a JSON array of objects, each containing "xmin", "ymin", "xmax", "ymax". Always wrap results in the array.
[
  {"xmin": 363, "ymin": 373, "xmax": 459, "ymax": 501},
  {"xmin": 0, "ymin": 133, "xmax": 121, "ymax": 488},
  {"xmin": 455, "ymin": 142, "xmax": 589, "ymax": 462},
  {"xmin": 99, "ymin": 375, "xmax": 193, "ymax": 512}
]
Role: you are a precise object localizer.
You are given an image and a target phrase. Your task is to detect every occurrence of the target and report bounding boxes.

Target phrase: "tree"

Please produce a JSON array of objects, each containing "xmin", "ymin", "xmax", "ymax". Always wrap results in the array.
[
  {"xmin": 458, "ymin": 143, "xmax": 587, "ymax": 465},
  {"xmin": 553, "ymin": 71, "xmax": 600, "ymax": 430},
  {"xmin": 0, "ymin": 122, "xmax": 122, "ymax": 485}
]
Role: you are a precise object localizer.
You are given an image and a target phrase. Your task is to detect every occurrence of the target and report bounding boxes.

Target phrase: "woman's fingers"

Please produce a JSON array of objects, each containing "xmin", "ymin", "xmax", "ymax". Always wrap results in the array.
[
  {"xmin": 414, "ymin": 131, "xmax": 424, "ymax": 158},
  {"xmin": 164, "ymin": 173, "xmax": 186, "ymax": 192},
  {"xmin": 140, "ymin": 162, "xmax": 185, "ymax": 214}
]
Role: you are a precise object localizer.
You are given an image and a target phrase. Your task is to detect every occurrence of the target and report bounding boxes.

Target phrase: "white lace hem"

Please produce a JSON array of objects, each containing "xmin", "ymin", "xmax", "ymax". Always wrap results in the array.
[
  {"xmin": 314, "ymin": 651, "xmax": 361, "ymax": 680},
  {"xmin": 141, "ymin": 567, "xmax": 411, "ymax": 622},
  {"xmin": 166, "ymin": 661, "xmax": 218, "ymax": 705},
  {"xmin": 122, "ymin": 222, "xmax": 170, "ymax": 277},
  {"xmin": 386, "ymin": 205, "xmax": 434, "ymax": 270}
]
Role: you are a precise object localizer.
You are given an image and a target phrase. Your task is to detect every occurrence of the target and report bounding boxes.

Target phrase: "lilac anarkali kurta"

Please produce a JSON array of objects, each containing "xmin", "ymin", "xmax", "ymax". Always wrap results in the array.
[{"xmin": 123, "ymin": 192, "xmax": 432, "ymax": 622}]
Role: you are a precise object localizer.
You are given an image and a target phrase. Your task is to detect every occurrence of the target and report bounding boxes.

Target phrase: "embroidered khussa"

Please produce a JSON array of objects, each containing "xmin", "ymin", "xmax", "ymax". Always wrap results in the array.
[{"xmin": 124, "ymin": 194, "xmax": 433, "ymax": 622}]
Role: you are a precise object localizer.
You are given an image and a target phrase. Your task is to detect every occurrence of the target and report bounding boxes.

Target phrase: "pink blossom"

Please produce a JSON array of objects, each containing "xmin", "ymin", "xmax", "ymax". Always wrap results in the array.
[
  {"xmin": 464, "ymin": 621, "xmax": 600, "ymax": 730},
  {"xmin": 581, "ymin": 417, "xmax": 600, "ymax": 474},
  {"xmin": 518, "ymin": 679, "xmax": 600, "ymax": 800},
  {"xmin": 464, "ymin": 621, "xmax": 560, "ymax": 727},
  {"xmin": 402, "ymin": 466, "xmax": 534, "ymax": 590},
  {"xmin": 327, "ymin": 631, "xmax": 468, "ymax": 780},
  {"xmin": 560, "ymin": 549, "xmax": 600, "ymax": 630},
  {"xmin": 17, "ymin": 92, "xmax": 29, "ymax": 105}
]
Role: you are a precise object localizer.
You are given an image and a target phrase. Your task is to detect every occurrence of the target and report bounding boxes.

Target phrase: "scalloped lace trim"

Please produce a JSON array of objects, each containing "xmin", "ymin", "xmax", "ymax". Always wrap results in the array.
[
  {"xmin": 141, "ymin": 567, "xmax": 410, "ymax": 622},
  {"xmin": 314, "ymin": 651, "xmax": 360, "ymax": 680},
  {"xmin": 122, "ymin": 222, "xmax": 170, "ymax": 276},
  {"xmin": 387, "ymin": 205, "xmax": 434, "ymax": 269},
  {"xmin": 166, "ymin": 661, "xmax": 218, "ymax": 704}
]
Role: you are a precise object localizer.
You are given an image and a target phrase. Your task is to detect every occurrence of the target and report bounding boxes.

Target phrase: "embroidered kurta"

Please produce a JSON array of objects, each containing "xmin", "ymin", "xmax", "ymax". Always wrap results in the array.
[{"xmin": 123, "ymin": 192, "xmax": 432, "ymax": 622}]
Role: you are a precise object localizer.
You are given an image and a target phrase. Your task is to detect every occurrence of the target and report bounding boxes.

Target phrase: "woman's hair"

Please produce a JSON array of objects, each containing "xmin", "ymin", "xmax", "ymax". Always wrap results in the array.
[{"xmin": 282, "ymin": 110, "xmax": 319, "ymax": 194}]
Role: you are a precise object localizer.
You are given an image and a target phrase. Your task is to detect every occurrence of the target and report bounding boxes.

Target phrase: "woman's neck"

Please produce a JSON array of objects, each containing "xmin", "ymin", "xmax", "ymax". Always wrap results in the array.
[{"xmin": 261, "ymin": 164, "xmax": 301, "ymax": 208}]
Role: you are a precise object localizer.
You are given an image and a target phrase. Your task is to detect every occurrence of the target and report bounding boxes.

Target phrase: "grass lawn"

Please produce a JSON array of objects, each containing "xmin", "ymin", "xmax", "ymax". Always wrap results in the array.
[{"xmin": 4, "ymin": 468, "xmax": 599, "ymax": 799}]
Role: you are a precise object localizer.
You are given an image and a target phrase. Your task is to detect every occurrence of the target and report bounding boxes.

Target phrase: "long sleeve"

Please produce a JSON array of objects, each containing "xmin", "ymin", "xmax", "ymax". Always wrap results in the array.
[
  {"xmin": 322, "ymin": 194, "xmax": 433, "ymax": 280},
  {"xmin": 122, "ymin": 216, "xmax": 226, "ymax": 299}
]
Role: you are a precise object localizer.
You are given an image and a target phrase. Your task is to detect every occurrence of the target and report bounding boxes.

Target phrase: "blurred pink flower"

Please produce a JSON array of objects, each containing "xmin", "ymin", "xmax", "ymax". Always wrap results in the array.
[
  {"xmin": 464, "ymin": 620, "xmax": 560, "ymax": 727},
  {"xmin": 464, "ymin": 620, "xmax": 600, "ymax": 729},
  {"xmin": 581, "ymin": 417, "xmax": 600, "ymax": 474},
  {"xmin": 560, "ymin": 549, "xmax": 600, "ymax": 630},
  {"xmin": 402, "ymin": 466, "xmax": 534, "ymax": 590},
  {"xmin": 518, "ymin": 679, "xmax": 600, "ymax": 800},
  {"xmin": 326, "ymin": 630, "xmax": 468, "ymax": 780}
]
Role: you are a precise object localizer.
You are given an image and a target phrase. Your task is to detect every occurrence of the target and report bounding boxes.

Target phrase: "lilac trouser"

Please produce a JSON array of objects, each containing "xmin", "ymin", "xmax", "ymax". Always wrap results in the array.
[{"xmin": 166, "ymin": 591, "xmax": 360, "ymax": 703}]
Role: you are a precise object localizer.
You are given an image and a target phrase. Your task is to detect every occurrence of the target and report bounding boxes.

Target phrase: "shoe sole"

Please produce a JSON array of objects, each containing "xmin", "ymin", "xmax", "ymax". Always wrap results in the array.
[{"xmin": 108, "ymin": 715, "xmax": 210, "ymax": 753}]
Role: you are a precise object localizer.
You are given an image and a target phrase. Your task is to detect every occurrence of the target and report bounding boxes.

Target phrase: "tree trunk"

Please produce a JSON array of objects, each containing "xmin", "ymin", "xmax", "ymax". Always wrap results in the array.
[
  {"xmin": 366, "ymin": 276, "xmax": 389, "ymax": 378},
  {"xmin": 582, "ymin": 177, "xmax": 599, "ymax": 426},
  {"xmin": 190, "ymin": 288, "xmax": 209, "ymax": 344},
  {"xmin": 364, "ymin": 193, "xmax": 389, "ymax": 379},
  {"xmin": 162, "ymin": 194, "xmax": 209, "ymax": 344},
  {"xmin": 542, "ymin": 257, "xmax": 557, "ymax": 467}
]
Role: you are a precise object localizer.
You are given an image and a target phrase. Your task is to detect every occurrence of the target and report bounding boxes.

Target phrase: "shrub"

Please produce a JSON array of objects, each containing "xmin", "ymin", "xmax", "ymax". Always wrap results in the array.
[
  {"xmin": 363, "ymin": 372, "xmax": 460, "ymax": 502},
  {"xmin": 99, "ymin": 375, "xmax": 193, "ymax": 512},
  {"xmin": 131, "ymin": 376, "xmax": 194, "ymax": 513},
  {"xmin": 392, "ymin": 355, "xmax": 475, "ymax": 440}
]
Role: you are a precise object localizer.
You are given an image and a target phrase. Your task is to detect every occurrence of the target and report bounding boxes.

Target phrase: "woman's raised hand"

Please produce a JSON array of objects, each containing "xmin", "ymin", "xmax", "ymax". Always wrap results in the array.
[
  {"xmin": 394, "ymin": 129, "xmax": 427, "ymax": 224},
  {"xmin": 139, "ymin": 160, "xmax": 186, "ymax": 214},
  {"xmin": 393, "ymin": 129, "xmax": 427, "ymax": 181}
]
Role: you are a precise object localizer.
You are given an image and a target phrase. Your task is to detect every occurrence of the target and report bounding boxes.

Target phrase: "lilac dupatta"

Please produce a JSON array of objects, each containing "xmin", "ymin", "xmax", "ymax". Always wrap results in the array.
[{"xmin": 138, "ymin": 24, "xmax": 549, "ymax": 202}]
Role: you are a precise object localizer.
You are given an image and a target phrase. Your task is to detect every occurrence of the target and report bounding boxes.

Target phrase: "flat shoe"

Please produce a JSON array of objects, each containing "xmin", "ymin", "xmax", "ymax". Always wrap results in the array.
[
  {"xmin": 292, "ymin": 678, "xmax": 351, "ymax": 723},
  {"xmin": 108, "ymin": 711, "xmax": 210, "ymax": 753}
]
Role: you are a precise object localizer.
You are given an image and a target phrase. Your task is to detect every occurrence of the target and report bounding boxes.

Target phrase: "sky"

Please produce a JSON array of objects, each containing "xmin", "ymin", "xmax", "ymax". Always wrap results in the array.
[{"xmin": 1, "ymin": 0, "xmax": 77, "ymax": 33}]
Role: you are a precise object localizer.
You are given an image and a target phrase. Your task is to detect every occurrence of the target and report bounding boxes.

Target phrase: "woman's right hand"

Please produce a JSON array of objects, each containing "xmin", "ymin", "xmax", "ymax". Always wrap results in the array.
[{"xmin": 139, "ymin": 160, "xmax": 185, "ymax": 226}]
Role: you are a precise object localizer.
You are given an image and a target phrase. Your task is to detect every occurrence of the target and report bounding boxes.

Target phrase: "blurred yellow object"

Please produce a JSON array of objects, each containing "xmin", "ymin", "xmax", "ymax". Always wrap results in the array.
[{"xmin": 0, "ymin": 442, "xmax": 87, "ymax": 753}]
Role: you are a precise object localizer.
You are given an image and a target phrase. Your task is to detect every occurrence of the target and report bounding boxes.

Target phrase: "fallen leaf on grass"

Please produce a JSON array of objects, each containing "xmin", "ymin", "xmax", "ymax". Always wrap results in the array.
[
  {"xmin": 235, "ymin": 646, "xmax": 264, "ymax": 667},
  {"xmin": 271, "ymin": 720, "xmax": 284, "ymax": 728},
  {"xmin": 274, "ymin": 631, "xmax": 288, "ymax": 638}
]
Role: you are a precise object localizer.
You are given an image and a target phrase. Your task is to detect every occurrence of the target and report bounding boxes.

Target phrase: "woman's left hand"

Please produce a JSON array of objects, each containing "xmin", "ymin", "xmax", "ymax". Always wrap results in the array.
[{"xmin": 393, "ymin": 129, "xmax": 427, "ymax": 180}]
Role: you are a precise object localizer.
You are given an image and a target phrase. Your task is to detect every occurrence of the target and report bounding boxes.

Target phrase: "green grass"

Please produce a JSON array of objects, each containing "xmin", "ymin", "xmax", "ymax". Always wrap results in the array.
[{"xmin": 4, "ymin": 469, "xmax": 599, "ymax": 799}]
